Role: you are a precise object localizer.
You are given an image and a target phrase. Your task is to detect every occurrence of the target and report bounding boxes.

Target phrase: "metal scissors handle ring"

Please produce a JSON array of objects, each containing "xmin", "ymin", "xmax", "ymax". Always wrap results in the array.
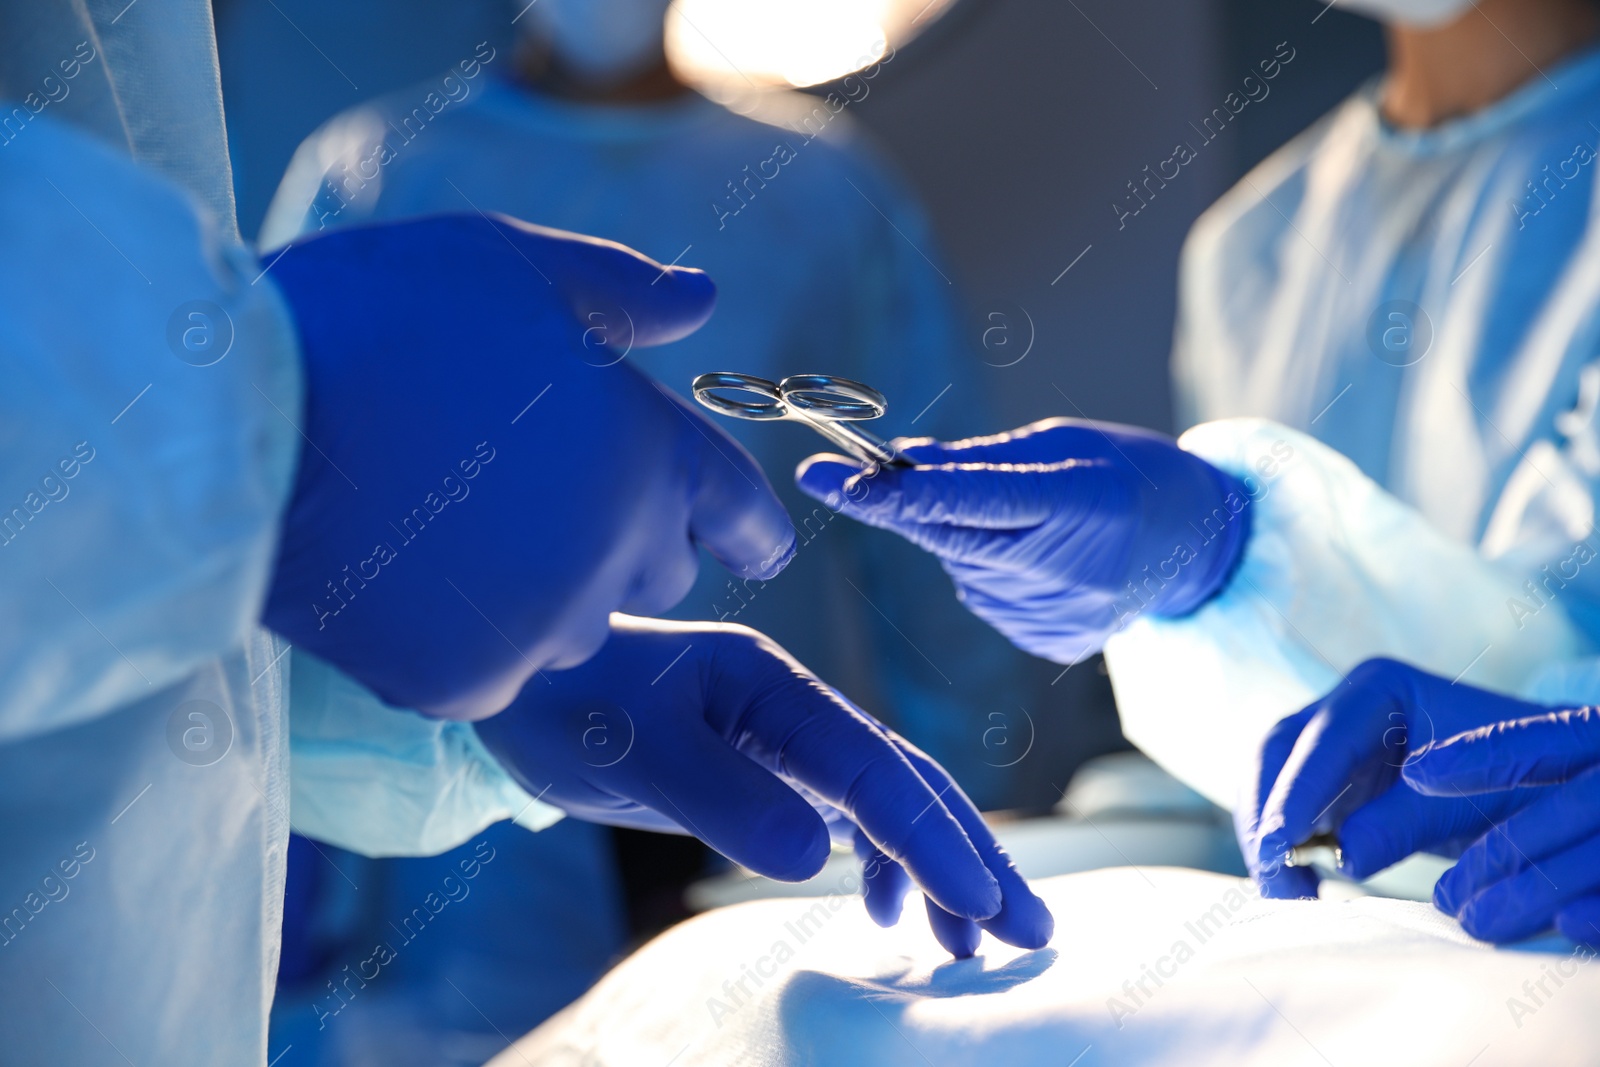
[
  {"xmin": 690, "ymin": 372, "xmax": 790, "ymax": 420},
  {"xmin": 691, "ymin": 372, "xmax": 906, "ymax": 467},
  {"xmin": 773, "ymin": 375, "xmax": 887, "ymax": 421}
]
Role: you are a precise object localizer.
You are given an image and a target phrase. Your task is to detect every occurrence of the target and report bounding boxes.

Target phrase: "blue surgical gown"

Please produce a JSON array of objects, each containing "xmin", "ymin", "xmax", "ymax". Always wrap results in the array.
[{"xmin": 1175, "ymin": 41, "xmax": 1600, "ymax": 639}]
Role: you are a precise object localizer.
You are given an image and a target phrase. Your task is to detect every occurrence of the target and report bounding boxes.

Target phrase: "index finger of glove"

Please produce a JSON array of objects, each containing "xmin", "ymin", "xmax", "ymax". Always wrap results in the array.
[
  {"xmin": 1337, "ymin": 785, "xmax": 1521, "ymax": 882},
  {"xmin": 1404, "ymin": 708, "xmax": 1600, "ymax": 796},
  {"xmin": 893, "ymin": 740, "xmax": 1054, "ymax": 949},
  {"xmin": 745, "ymin": 680, "xmax": 1001, "ymax": 922},
  {"xmin": 797, "ymin": 454, "xmax": 1100, "ymax": 529},
  {"xmin": 1432, "ymin": 768, "xmax": 1600, "ymax": 914}
]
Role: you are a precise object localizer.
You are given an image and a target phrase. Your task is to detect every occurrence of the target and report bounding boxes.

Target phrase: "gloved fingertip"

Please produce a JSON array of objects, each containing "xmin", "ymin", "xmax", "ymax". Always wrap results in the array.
[
  {"xmin": 920, "ymin": 866, "xmax": 1003, "ymax": 924},
  {"xmin": 1337, "ymin": 853, "xmax": 1378, "ymax": 882},
  {"xmin": 1254, "ymin": 832, "xmax": 1295, "ymax": 878},
  {"xmin": 861, "ymin": 870, "xmax": 910, "ymax": 928},
  {"xmin": 1455, "ymin": 899, "xmax": 1501, "ymax": 943},
  {"xmin": 968, "ymin": 871, "xmax": 1005, "ymax": 922},
  {"xmin": 647, "ymin": 265, "xmax": 715, "ymax": 340},
  {"xmin": 747, "ymin": 528, "xmax": 797, "ymax": 582},
  {"xmin": 938, "ymin": 930, "xmax": 980, "ymax": 959},
  {"xmin": 1457, "ymin": 891, "xmax": 1547, "ymax": 944},
  {"xmin": 688, "ymin": 426, "xmax": 799, "ymax": 584},
  {"xmin": 789, "ymin": 826, "xmax": 834, "ymax": 883},
  {"xmin": 1433, "ymin": 872, "xmax": 1463, "ymax": 917},
  {"xmin": 621, "ymin": 263, "xmax": 718, "ymax": 345},
  {"xmin": 1036, "ymin": 911, "xmax": 1057, "ymax": 948},
  {"xmin": 855, "ymin": 833, "xmax": 911, "ymax": 926},
  {"xmin": 966, "ymin": 859, "xmax": 1054, "ymax": 949},
  {"xmin": 864, "ymin": 890, "xmax": 905, "ymax": 928},
  {"xmin": 666, "ymin": 264, "xmax": 716, "ymax": 305},
  {"xmin": 737, "ymin": 808, "xmax": 832, "ymax": 884},
  {"xmin": 1332, "ymin": 823, "xmax": 1386, "ymax": 882},
  {"xmin": 1555, "ymin": 899, "xmax": 1600, "ymax": 947},
  {"xmin": 926, "ymin": 898, "xmax": 982, "ymax": 959},
  {"xmin": 983, "ymin": 893, "xmax": 1056, "ymax": 949},
  {"xmin": 762, "ymin": 844, "xmax": 830, "ymax": 885}
]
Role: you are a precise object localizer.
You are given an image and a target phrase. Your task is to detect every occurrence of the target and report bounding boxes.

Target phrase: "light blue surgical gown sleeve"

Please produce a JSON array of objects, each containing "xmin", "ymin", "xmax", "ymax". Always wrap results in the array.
[
  {"xmin": 288, "ymin": 652, "xmax": 562, "ymax": 857},
  {"xmin": 1526, "ymin": 656, "xmax": 1600, "ymax": 704},
  {"xmin": 1104, "ymin": 419, "xmax": 1589, "ymax": 809},
  {"xmin": 0, "ymin": 109, "xmax": 303, "ymax": 1066},
  {"xmin": 0, "ymin": 115, "xmax": 301, "ymax": 740}
]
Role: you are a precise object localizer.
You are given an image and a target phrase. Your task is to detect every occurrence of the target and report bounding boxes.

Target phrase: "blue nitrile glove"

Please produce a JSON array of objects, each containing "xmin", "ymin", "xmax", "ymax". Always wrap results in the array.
[
  {"xmin": 1406, "ymin": 704, "xmax": 1600, "ymax": 944},
  {"xmin": 1240, "ymin": 658, "xmax": 1547, "ymax": 900},
  {"xmin": 474, "ymin": 614, "xmax": 1054, "ymax": 958},
  {"xmin": 262, "ymin": 215, "xmax": 795, "ymax": 720},
  {"xmin": 795, "ymin": 418, "xmax": 1251, "ymax": 663}
]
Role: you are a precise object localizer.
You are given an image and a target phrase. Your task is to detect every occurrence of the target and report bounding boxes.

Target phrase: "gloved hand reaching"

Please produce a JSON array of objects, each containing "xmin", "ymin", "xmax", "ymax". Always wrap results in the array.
[
  {"xmin": 1239, "ymin": 658, "xmax": 1547, "ymax": 904},
  {"xmin": 262, "ymin": 215, "xmax": 795, "ymax": 719},
  {"xmin": 1406, "ymin": 698, "xmax": 1600, "ymax": 944},
  {"xmin": 474, "ymin": 614, "xmax": 1055, "ymax": 959},
  {"xmin": 796, "ymin": 418, "xmax": 1252, "ymax": 663}
]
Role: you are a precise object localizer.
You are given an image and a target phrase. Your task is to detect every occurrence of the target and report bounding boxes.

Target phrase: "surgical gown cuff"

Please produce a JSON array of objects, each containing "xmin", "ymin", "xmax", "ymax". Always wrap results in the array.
[
  {"xmin": 289, "ymin": 650, "xmax": 562, "ymax": 857},
  {"xmin": 1522, "ymin": 657, "xmax": 1600, "ymax": 705},
  {"xmin": 1104, "ymin": 417, "xmax": 1586, "ymax": 809}
]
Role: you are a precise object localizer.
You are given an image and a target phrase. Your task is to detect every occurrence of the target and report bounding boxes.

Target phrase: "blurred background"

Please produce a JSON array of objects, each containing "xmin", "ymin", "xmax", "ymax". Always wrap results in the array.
[
  {"xmin": 221, "ymin": 1, "xmax": 1384, "ymax": 1062},
  {"xmin": 220, "ymin": 0, "xmax": 1379, "ymax": 437}
]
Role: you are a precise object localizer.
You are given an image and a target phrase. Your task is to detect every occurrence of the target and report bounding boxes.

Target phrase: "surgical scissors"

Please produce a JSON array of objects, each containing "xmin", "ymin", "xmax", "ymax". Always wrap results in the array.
[{"xmin": 691, "ymin": 372, "xmax": 910, "ymax": 467}]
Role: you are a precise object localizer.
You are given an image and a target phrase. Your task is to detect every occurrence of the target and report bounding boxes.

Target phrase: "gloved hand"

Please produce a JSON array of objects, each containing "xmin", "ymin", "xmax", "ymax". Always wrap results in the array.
[
  {"xmin": 1240, "ymin": 658, "xmax": 1545, "ymax": 900},
  {"xmin": 795, "ymin": 418, "xmax": 1251, "ymax": 662},
  {"xmin": 1406, "ymin": 703, "xmax": 1600, "ymax": 944},
  {"xmin": 262, "ymin": 215, "xmax": 795, "ymax": 719},
  {"xmin": 474, "ymin": 614, "xmax": 1054, "ymax": 959}
]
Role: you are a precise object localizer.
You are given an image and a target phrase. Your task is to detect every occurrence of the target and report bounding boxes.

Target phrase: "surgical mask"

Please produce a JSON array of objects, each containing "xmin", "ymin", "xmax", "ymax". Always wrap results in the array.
[
  {"xmin": 1330, "ymin": 0, "xmax": 1474, "ymax": 28},
  {"xmin": 524, "ymin": 0, "xmax": 675, "ymax": 85}
]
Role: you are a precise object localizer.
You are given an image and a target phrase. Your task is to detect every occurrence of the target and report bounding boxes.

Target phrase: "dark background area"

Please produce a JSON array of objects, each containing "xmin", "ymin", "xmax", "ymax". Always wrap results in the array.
[
  {"xmin": 215, "ymin": 0, "xmax": 1384, "ymax": 820},
  {"xmin": 850, "ymin": 0, "xmax": 1384, "ymax": 436}
]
